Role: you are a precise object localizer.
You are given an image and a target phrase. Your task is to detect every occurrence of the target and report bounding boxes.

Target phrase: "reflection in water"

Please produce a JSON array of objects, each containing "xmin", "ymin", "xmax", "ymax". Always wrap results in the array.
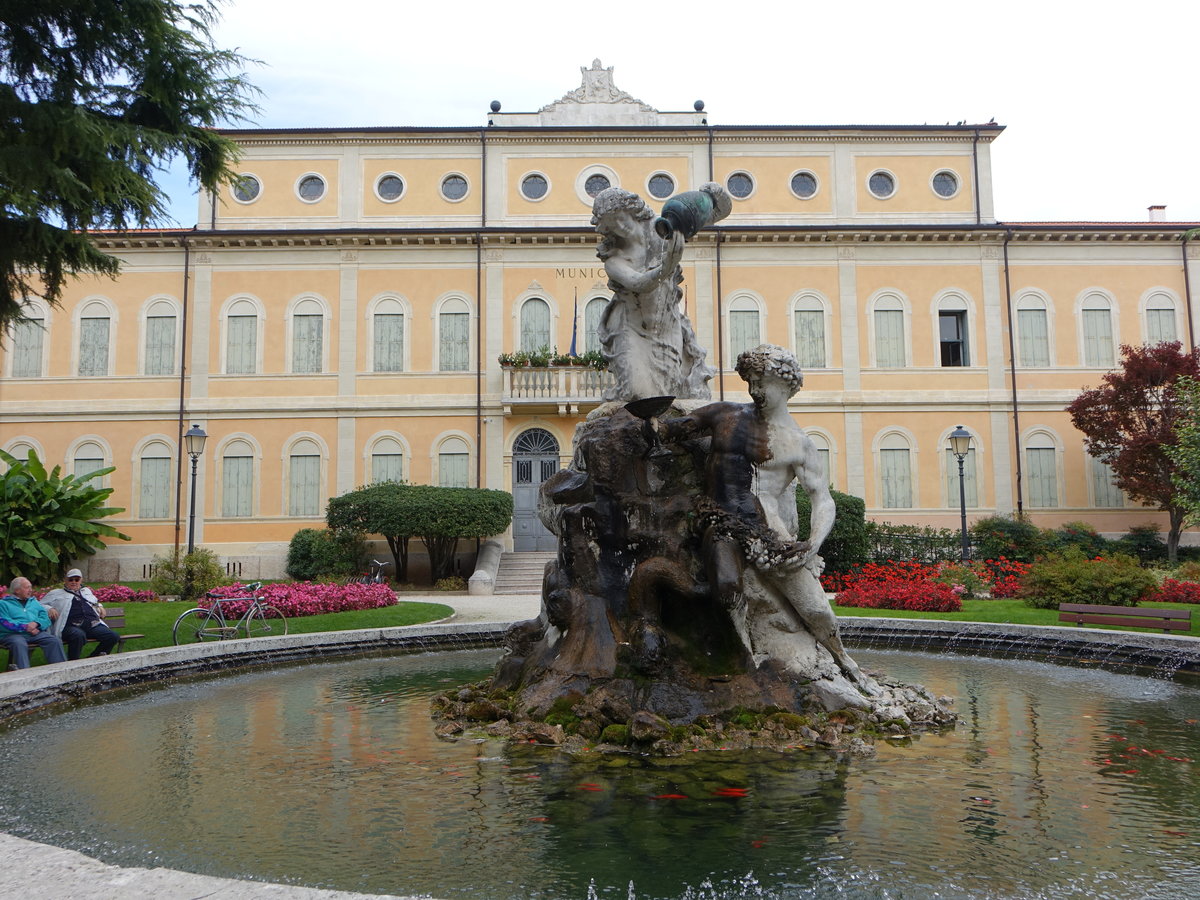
[{"xmin": 1, "ymin": 649, "xmax": 1198, "ymax": 899}]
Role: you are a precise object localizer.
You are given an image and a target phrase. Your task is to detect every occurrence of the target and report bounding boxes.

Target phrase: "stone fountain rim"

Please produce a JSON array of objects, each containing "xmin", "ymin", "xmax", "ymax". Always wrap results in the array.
[
  {"xmin": 2, "ymin": 617, "xmax": 1198, "ymax": 899},
  {"xmin": 3, "ymin": 617, "xmax": 1197, "ymax": 725}
]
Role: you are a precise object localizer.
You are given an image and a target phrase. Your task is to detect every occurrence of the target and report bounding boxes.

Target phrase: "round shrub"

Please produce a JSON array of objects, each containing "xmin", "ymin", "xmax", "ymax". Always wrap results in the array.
[
  {"xmin": 1019, "ymin": 547, "xmax": 1158, "ymax": 609},
  {"xmin": 286, "ymin": 528, "xmax": 365, "ymax": 581},
  {"xmin": 150, "ymin": 548, "xmax": 229, "ymax": 604},
  {"xmin": 1114, "ymin": 524, "xmax": 1169, "ymax": 565},
  {"xmin": 970, "ymin": 515, "xmax": 1054, "ymax": 563}
]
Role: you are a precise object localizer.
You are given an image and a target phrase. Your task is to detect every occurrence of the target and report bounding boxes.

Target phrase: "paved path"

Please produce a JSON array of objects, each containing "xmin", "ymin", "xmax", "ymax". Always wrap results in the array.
[{"xmin": 1, "ymin": 591, "xmax": 542, "ymax": 900}]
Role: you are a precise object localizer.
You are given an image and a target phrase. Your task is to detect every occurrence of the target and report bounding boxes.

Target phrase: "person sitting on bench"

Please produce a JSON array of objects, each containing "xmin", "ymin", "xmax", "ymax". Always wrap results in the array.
[
  {"xmin": 40, "ymin": 569, "xmax": 119, "ymax": 660},
  {"xmin": 1, "ymin": 576, "xmax": 67, "ymax": 669}
]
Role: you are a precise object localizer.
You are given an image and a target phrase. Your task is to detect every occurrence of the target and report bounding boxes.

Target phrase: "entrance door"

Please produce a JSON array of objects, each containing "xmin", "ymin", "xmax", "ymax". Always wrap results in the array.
[{"xmin": 512, "ymin": 428, "xmax": 560, "ymax": 551}]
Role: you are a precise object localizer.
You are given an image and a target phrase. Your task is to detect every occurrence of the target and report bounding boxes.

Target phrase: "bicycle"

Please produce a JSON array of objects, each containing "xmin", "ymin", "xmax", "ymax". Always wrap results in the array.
[
  {"xmin": 171, "ymin": 581, "xmax": 289, "ymax": 645},
  {"xmin": 350, "ymin": 559, "xmax": 391, "ymax": 584}
]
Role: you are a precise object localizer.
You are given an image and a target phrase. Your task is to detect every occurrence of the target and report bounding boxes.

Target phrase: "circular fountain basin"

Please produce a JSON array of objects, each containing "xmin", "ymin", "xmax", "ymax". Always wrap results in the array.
[{"xmin": 2, "ymin": 639, "xmax": 1199, "ymax": 900}]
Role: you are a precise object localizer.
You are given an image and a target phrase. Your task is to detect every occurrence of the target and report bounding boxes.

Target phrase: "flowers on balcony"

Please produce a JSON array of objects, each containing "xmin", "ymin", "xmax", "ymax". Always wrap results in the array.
[{"xmin": 498, "ymin": 346, "xmax": 607, "ymax": 370}]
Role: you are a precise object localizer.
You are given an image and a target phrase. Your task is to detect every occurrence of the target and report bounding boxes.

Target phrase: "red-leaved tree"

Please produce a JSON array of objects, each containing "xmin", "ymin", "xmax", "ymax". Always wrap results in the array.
[{"xmin": 1066, "ymin": 341, "xmax": 1200, "ymax": 562}]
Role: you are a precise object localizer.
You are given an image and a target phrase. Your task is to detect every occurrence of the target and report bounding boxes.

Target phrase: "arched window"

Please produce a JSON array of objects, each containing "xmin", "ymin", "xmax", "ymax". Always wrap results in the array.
[
  {"xmin": 371, "ymin": 437, "xmax": 405, "ymax": 484},
  {"xmin": 1016, "ymin": 293, "xmax": 1051, "ymax": 367},
  {"xmin": 438, "ymin": 437, "xmax": 470, "ymax": 488},
  {"xmin": 1080, "ymin": 293, "xmax": 1115, "ymax": 367},
  {"xmin": 439, "ymin": 297, "xmax": 471, "ymax": 372},
  {"xmin": 584, "ymin": 297, "xmax": 607, "ymax": 354},
  {"xmin": 879, "ymin": 432, "xmax": 913, "ymax": 508},
  {"xmin": 372, "ymin": 297, "xmax": 406, "ymax": 373},
  {"xmin": 291, "ymin": 297, "xmax": 324, "ymax": 374},
  {"xmin": 221, "ymin": 439, "xmax": 255, "ymax": 517},
  {"xmin": 9, "ymin": 301, "xmax": 46, "ymax": 377},
  {"xmin": 728, "ymin": 296, "xmax": 761, "ymax": 360},
  {"xmin": 1025, "ymin": 432, "xmax": 1059, "ymax": 508},
  {"xmin": 793, "ymin": 294, "xmax": 827, "ymax": 369},
  {"xmin": 937, "ymin": 294, "xmax": 970, "ymax": 367},
  {"xmin": 520, "ymin": 298, "xmax": 551, "ymax": 352},
  {"xmin": 1144, "ymin": 292, "xmax": 1178, "ymax": 344},
  {"xmin": 288, "ymin": 438, "xmax": 321, "ymax": 516},
  {"xmin": 805, "ymin": 431, "xmax": 832, "ymax": 488},
  {"xmin": 1090, "ymin": 454, "xmax": 1125, "ymax": 508},
  {"xmin": 144, "ymin": 299, "xmax": 177, "ymax": 376},
  {"xmin": 139, "ymin": 441, "xmax": 173, "ymax": 518},
  {"xmin": 225, "ymin": 298, "xmax": 258, "ymax": 374},
  {"xmin": 943, "ymin": 440, "xmax": 978, "ymax": 508},
  {"xmin": 873, "ymin": 295, "xmax": 906, "ymax": 368},
  {"xmin": 72, "ymin": 441, "xmax": 106, "ymax": 485},
  {"xmin": 78, "ymin": 300, "xmax": 112, "ymax": 376}
]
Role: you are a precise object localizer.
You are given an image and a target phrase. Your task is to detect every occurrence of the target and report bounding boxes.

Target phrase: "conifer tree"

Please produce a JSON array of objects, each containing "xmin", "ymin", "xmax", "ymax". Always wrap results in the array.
[{"xmin": 0, "ymin": 0, "xmax": 257, "ymax": 329}]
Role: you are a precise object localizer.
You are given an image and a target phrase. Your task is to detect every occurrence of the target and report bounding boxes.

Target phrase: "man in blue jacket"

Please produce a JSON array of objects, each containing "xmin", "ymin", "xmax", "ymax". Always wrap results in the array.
[{"xmin": 1, "ymin": 576, "xmax": 67, "ymax": 669}]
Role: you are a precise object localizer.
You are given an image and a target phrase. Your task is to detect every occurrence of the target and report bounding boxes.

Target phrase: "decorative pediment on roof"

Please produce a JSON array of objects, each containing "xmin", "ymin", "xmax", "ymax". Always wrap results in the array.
[{"xmin": 489, "ymin": 60, "xmax": 706, "ymax": 127}]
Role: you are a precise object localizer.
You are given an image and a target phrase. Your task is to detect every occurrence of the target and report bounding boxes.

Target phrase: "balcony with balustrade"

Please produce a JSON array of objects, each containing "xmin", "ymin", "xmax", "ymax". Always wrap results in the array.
[{"xmin": 501, "ymin": 365, "xmax": 615, "ymax": 416}]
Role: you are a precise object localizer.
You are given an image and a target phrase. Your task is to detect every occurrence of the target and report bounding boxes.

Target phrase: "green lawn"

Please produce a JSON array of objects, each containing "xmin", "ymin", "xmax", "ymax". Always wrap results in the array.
[
  {"xmin": 117, "ymin": 600, "xmax": 455, "ymax": 650},
  {"xmin": 831, "ymin": 598, "xmax": 1200, "ymax": 637}
]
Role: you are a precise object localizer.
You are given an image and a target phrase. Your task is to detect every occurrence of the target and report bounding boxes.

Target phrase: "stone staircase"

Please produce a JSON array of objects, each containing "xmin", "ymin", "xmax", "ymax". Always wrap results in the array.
[{"xmin": 493, "ymin": 551, "xmax": 553, "ymax": 594}]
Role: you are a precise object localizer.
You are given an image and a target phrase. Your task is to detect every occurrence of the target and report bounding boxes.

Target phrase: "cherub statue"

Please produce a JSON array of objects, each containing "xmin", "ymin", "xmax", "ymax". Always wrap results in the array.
[{"xmin": 591, "ymin": 186, "xmax": 723, "ymax": 401}]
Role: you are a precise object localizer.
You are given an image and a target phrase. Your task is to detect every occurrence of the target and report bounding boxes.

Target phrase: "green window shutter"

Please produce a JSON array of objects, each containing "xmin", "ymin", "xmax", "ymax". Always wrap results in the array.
[
  {"xmin": 373, "ymin": 313, "xmax": 404, "ymax": 372},
  {"xmin": 1091, "ymin": 457, "xmax": 1125, "ymax": 508},
  {"xmin": 874, "ymin": 309, "xmax": 904, "ymax": 367},
  {"xmin": 371, "ymin": 453, "xmax": 404, "ymax": 484},
  {"xmin": 222, "ymin": 456, "xmax": 253, "ymax": 516},
  {"xmin": 1026, "ymin": 447, "xmax": 1058, "ymax": 507},
  {"xmin": 439, "ymin": 453, "xmax": 469, "ymax": 488},
  {"xmin": 12, "ymin": 319, "xmax": 43, "ymax": 377},
  {"xmin": 816, "ymin": 448, "xmax": 831, "ymax": 488},
  {"xmin": 227, "ymin": 315, "xmax": 257, "ymax": 374},
  {"xmin": 145, "ymin": 316, "xmax": 176, "ymax": 375},
  {"xmin": 1147, "ymin": 308, "xmax": 1176, "ymax": 344},
  {"xmin": 1017, "ymin": 308, "xmax": 1050, "ymax": 366},
  {"xmin": 140, "ymin": 456, "xmax": 171, "ymax": 518},
  {"xmin": 585, "ymin": 299, "xmax": 606, "ymax": 353},
  {"xmin": 794, "ymin": 309, "xmax": 825, "ymax": 368},
  {"xmin": 292, "ymin": 314, "xmax": 323, "ymax": 373},
  {"xmin": 729, "ymin": 309, "xmax": 760, "ymax": 359},
  {"xmin": 944, "ymin": 448, "xmax": 978, "ymax": 508},
  {"xmin": 880, "ymin": 448, "xmax": 912, "ymax": 508},
  {"xmin": 74, "ymin": 457, "xmax": 104, "ymax": 485},
  {"xmin": 520, "ymin": 299, "xmax": 551, "ymax": 352},
  {"xmin": 440, "ymin": 311, "xmax": 470, "ymax": 371},
  {"xmin": 289, "ymin": 455, "xmax": 320, "ymax": 516},
  {"xmin": 1082, "ymin": 309, "xmax": 1114, "ymax": 367},
  {"xmin": 79, "ymin": 317, "xmax": 110, "ymax": 376}
]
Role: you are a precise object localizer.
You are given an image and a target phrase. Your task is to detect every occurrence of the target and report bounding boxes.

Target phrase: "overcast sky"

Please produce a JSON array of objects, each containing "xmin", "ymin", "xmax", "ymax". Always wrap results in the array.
[{"xmin": 161, "ymin": 0, "xmax": 1200, "ymax": 226}]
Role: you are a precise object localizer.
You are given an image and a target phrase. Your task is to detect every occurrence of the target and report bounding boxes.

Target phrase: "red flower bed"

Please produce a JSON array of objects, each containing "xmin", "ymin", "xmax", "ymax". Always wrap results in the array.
[
  {"xmin": 834, "ymin": 560, "xmax": 962, "ymax": 612},
  {"xmin": 981, "ymin": 557, "xmax": 1030, "ymax": 598},
  {"xmin": 1146, "ymin": 579, "xmax": 1200, "ymax": 605},
  {"xmin": 203, "ymin": 582, "xmax": 397, "ymax": 619}
]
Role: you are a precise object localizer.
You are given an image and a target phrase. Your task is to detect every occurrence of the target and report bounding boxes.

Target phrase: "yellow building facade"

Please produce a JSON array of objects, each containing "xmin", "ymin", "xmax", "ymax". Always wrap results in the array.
[{"xmin": 2, "ymin": 62, "xmax": 1197, "ymax": 579}]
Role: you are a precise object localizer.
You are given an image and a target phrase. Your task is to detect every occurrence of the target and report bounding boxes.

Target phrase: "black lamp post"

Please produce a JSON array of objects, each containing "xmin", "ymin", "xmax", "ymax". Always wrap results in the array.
[
  {"xmin": 184, "ymin": 424, "xmax": 208, "ymax": 555},
  {"xmin": 949, "ymin": 425, "xmax": 972, "ymax": 563}
]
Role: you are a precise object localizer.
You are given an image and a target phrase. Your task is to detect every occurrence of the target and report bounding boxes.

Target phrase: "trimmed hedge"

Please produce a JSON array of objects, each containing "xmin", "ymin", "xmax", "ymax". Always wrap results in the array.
[{"xmin": 797, "ymin": 489, "xmax": 869, "ymax": 575}]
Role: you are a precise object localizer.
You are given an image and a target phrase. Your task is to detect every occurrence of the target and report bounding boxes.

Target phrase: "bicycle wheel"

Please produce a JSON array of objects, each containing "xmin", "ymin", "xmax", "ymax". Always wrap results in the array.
[
  {"xmin": 172, "ymin": 608, "xmax": 229, "ymax": 644},
  {"xmin": 242, "ymin": 604, "xmax": 288, "ymax": 639}
]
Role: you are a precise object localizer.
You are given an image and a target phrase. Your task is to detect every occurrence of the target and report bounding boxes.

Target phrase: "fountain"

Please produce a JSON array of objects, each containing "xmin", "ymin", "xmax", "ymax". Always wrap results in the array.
[
  {"xmin": 3, "ymin": 184, "xmax": 1200, "ymax": 897},
  {"xmin": 438, "ymin": 184, "xmax": 953, "ymax": 752}
]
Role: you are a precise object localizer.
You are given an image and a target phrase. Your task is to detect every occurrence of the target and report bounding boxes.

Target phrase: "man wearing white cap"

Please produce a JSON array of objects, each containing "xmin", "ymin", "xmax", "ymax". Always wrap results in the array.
[{"xmin": 41, "ymin": 569, "xmax": 119, "ymax": 659}]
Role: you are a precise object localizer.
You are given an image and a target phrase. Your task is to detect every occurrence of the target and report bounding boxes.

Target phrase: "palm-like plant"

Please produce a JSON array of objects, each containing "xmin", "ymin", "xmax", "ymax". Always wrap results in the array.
[{"xmin": 0, "ymin": 449, "xmax": 130, "ymax": 583}]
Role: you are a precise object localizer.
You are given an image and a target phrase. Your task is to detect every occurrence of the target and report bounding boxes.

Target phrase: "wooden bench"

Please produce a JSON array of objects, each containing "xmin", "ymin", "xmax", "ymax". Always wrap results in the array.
[
  {"xmin": 4, "ymin": 606, "xmax": 145, "ymax": 669},
  {"xmin": 1058, "ymin": 602, "xmax": 1192, "ymax": 634}
]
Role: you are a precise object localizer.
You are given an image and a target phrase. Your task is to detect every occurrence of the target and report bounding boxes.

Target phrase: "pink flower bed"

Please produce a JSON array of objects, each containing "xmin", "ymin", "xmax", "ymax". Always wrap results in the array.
[
  {"xmin": 33, "ymin": 584, "xmax": 159, "ymax": 603},
  {"xmin": 202, "ymin": 581, "xmax": 397, "ymax": 619}
]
